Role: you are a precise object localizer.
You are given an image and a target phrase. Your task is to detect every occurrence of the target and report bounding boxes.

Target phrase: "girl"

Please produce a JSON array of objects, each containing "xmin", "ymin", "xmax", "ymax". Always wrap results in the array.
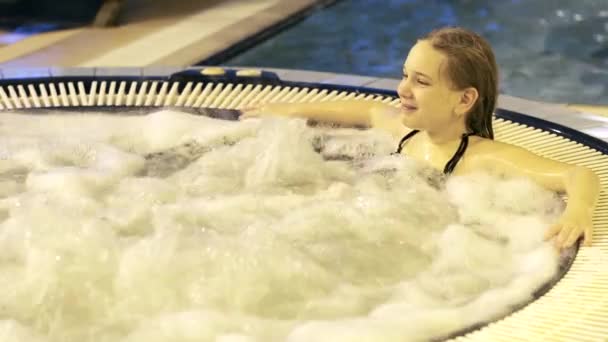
[{"xmin": 241, "ymin": 27, "xmax": 600, "ymax": 250}]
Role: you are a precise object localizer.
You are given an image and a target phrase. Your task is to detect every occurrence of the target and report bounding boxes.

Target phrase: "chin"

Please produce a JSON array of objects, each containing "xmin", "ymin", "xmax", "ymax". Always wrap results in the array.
[{"xmin": 401, "ymin": 116, "xmax": 421, "ymax": 130}]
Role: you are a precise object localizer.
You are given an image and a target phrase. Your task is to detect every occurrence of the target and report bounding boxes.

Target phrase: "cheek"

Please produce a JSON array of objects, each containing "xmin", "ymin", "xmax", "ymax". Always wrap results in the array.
[
  {"xmin": 402, "ymin": 116, "xmax": 423, "ymax": 131},
  {"xmin": 423, "ymin": 90, "xmax": 455, "ymax": 116},
  {"xmin": 420, "ymin": 103, "xmax": 452, "ymax": 127}
]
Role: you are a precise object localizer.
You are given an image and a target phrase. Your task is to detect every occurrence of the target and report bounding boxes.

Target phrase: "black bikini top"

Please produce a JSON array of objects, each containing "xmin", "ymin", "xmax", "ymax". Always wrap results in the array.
[{"xmin": 394, "ymin": 130, "xmax": 475, "ymax": 175}]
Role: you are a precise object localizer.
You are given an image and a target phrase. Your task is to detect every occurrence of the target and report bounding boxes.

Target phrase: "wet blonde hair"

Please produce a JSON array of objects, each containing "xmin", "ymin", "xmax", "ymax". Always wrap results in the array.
[{"xmin": 422, "ymin": 27, "xmax": 498, "ymax": 139}]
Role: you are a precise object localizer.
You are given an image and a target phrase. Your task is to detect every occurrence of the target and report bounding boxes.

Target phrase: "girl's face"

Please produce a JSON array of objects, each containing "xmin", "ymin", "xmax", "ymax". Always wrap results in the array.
[{"xmin": 397, "ymin": 40, "xmax": 467, "ymax": 133}]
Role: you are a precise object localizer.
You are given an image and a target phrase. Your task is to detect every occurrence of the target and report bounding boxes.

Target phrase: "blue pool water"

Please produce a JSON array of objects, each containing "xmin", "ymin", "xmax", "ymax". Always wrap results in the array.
[{"xmin": 224, "ymin": 0, "xmax": 608, "ymax": 105}]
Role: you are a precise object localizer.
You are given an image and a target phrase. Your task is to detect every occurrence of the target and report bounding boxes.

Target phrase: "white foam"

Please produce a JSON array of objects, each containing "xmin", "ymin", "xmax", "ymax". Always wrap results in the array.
[
  {"xmin": 0, "ymin": 320, "xmax": 47, "ymax": 342},
  {"xmin": 0, "ymin": 110, "xmax": 564, "ymax": 342}
]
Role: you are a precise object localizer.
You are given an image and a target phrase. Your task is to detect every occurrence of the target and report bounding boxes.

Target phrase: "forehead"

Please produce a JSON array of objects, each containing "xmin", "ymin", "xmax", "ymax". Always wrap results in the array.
[{"xmin": 403, "ymin": 40, "xmax": 446, "ymax": 79}]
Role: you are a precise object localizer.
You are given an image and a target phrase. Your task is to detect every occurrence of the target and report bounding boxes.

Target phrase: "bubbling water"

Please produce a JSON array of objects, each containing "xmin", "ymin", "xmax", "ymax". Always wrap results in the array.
[{"xmin": 0, "ymin": 109, "xmax": 565, "ymax": 342}]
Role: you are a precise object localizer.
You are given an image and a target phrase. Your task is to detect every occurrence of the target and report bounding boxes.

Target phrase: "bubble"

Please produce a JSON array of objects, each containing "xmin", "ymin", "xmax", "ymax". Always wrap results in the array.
[{"xmin": 0, "ymin": 110, "xmax": 563, "ymax": 341}]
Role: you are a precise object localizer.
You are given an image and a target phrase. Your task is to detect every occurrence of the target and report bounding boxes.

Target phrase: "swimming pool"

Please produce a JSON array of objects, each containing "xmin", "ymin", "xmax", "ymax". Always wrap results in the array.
[{"xmin": 217, "ymin": 0, "xmax": 608, "ymax": 106}]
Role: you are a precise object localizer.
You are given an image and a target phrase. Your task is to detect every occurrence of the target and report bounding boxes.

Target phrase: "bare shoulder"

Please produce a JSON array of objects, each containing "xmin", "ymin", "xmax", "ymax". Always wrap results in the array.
[
  {"xmin": 369, "ymin": 103, "xmax": 411, "ymax": 138},
  {"xmin": 467, "ymin": 136, "xmax": 516, "ymax": 154},
  {"xmin": 459, "ymin": 137, "xmax": 525, "ymax": 173},
  {"xmin": 462, "ymin": 136, "xmax": 570, "ymax": 175}
]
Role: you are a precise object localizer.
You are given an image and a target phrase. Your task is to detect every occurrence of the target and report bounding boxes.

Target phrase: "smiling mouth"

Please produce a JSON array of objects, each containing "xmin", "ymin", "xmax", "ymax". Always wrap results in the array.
[{"xmin": 401, "ymin": 104, "xmax": 418, "ymax": 112}]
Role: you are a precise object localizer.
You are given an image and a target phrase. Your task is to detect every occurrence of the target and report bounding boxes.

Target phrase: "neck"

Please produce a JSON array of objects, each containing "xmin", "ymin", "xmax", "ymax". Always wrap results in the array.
[{"xmin": 425, "ymin": 121, "xmax": 468, "ymax": 146}]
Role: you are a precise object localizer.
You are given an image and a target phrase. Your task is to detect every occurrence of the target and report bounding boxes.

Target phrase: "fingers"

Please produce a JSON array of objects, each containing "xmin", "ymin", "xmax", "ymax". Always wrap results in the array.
[
  {"xmin": 238, "ymin": 103, "xmax": 266, "ymax": 120},
  {"xmin": 556, "ymin": 225, "xmax": 571, "ymax": 247},
  {"xmin": 239, "ymin": 108, "xmax": 261, "ymax": 120},
  {"xmin": 557, "ymin": 224, "xmax": 572, "ymax": 244},
  {"xmin": 239, "ymin": 111, "xmax": 256, "ymax": 120},
  {"xmin": 584, "ymin": 224, "xmax": 593, "ymax": 247},
  {"xmin": 544, "ymin": 224, "xmax": 561, "ymax": 240},
  {"xmin": 563, "ymin": 227, "xmax": 581, "ymax": 248},
  {"xmin": 240, "ymin": 106, "xmax": 257, "ymax": 113},
  {"xmin": 551, "ymin": 225, "xmax": 590, "ymax": 249},
  {"xmin": 240, "ymin": 101, "xmax": 264, "ymax": 112},
  {"xmin": 547, "ymin": 223, "xmax": 585, "ymax": 249}
]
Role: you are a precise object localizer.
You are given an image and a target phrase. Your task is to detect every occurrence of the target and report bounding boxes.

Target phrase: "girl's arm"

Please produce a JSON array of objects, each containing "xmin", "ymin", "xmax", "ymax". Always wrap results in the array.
[
  {"xmin": 469, "ymin": 141, "xmax": 600, "ymax": 249},
  {"xmin": 240, "ymin": 100, "xmax": 411, "ymax": 138}
]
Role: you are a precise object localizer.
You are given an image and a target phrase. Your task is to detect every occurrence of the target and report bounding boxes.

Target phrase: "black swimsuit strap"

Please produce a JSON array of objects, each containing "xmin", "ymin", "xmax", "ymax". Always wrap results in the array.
[
  {"xmin": 443, "ymin": 132, "xmax": 475, "ymax": 175},
  {"xmin": 395, "ymin": 129, "xmax": 420, "ymax": 154},
  {"xmin": 394, "ymin": 130, "xmax": 475, "ymax": 175}
]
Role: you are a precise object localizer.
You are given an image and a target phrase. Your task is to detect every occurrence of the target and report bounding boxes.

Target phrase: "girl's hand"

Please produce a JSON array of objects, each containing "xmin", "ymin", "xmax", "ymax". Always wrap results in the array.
[
  {"xmin": 239, "ymin": 102, "xmax": 300, "ymax": 120},
  {"xmin": 239, "ymin": 105, "xmax": 263, "ymax": 120},
  {"xmin": 545, "ymin": 207, "xmax": 593, "ymax": 249}
]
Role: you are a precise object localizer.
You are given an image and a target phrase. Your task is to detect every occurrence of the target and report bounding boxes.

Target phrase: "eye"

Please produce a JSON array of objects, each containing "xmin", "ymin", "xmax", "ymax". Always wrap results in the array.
[
  {"xmin": 417, "ymin": 78, "xmax": 430, "ymax": 86},
  {"xmin": 402, "ymin": 73, "xmax": 408, "ymax": 80}
]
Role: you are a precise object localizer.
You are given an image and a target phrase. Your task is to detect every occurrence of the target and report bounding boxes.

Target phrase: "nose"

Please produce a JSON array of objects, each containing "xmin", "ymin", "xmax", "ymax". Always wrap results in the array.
[{"xmin": 397, "ymin": 77, "xmax": 413, "ymax": 99}]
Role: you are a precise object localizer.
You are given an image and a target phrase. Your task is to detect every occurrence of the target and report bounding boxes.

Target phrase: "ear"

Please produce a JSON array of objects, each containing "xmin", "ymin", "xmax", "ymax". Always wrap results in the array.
[{"xmin": 455, "ymin": 87, "xmax": 479, "ymax": 117}]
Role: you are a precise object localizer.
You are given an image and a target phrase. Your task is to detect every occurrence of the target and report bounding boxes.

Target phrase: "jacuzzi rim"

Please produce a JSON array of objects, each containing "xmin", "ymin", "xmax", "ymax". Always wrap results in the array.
[
  {"xmin": 3, "ymin": 103, "xmax": 581, "ymax": 340},
  {"xmin": 0, "ymin": 73, "xmax": 595, "ymax": 340},
  {"xmin": 1, "ymin": 73, "xmax": 606, "ymax": 156}
]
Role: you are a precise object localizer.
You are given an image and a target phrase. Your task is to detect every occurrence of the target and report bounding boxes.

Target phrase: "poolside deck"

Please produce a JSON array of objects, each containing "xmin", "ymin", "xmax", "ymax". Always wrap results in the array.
[
  {"xmin": 0, "ymin": 0, "xmax": 325, "ymax": 67},
  {"xmin": 0, "ymin": 0, "xmax": 607, "ymax": 135}
]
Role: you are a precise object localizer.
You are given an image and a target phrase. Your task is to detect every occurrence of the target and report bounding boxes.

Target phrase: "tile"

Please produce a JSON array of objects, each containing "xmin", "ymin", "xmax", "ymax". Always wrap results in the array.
[
  {"xmin": 153, "ymin": 17, "xmax": 283, "ymax": 65},
  {"xmin": 120, "ymin": 0, "xmax": 225, "ymax": 25},
  {"xmin": 2, "ymin": 67, "xmax": 51, "ymax": 79},
  {"xmin": 543, "ymin": 114, "xmax": 607, "ymax": 130},
  {"xmin": 153, "ymin": 0, "xmax": 318, "ymax": 66},
  {"xmin": 362, "ymin": 78, "xmax": 400, "ymax": 92},
  {"xmin": 259, "ymin": 67, "xmax": 298, "ymax": 81},
  {"xmin": 0, "ymin": 0, "xmax": 342, "ymax": 74},
  {"xmin": 95, "ymin": 67, "xmax": 143, "ymax": 77},
  {"xmin": 0, "ymin": 32, "xmax": 32, "ymax": 45},
  {"xmin": 154, "ymin": 28, "xmax": 253, "ymax": 67},
  {"xmin": 319, "ymin": 74, "xmax": 378, "ymax": 87},
  {"xmin": 2, "ymin": 28, "xmax": 155, "ymax": 68},
  {"xmin": 578, "ymin": 112, "xmax": 608, "ymax": 123},
  {"xmin": 277, "ymin": 70, "xmax": 340, "ymax": 84},
  {"xmin": 142, "ymin": 66, "xmax": 184, "ymax": 77},
  {"xmin": 266, "ymin": 0, "xmax": 318, "ymax": 16},
  {"xmin": 80, "ymin": 0, "xmax": 277, "ymax": 67},
  {"xmin": 567, "ymin": 104, "xmax": 608, "ymax": 118},
  {"xmin": 204, "ymin": 1, "xmax": 279, "ymax": 16},
  {"xmin": 50, "ymin": 67, "xmax": 96, "ymax": 77},
  {"xmin": 0, "ymin": 28, "xmax": 82, "ymax": 66},
  {"xmin": 77, "ymin": 27, "xmax": 168, "ymax": 67},
  {"xmin": 0, "ymin": 0, "xmax": 320, "ymax": 69},
  {"xmin": 497, "ymin": 95, "xmax": 580, "ymax": 119},
  {"xmin": 580, "ymin": 126, "xmax": 608, "ymax": 139}
]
